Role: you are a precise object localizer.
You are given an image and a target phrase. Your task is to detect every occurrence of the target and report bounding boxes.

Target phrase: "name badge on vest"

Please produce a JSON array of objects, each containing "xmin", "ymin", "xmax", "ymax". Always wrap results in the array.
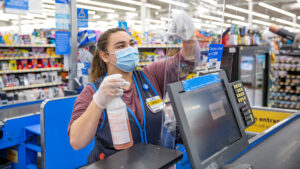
[{"xmin": 146, "ymin": 96, "xmax": 164, "ymax": 113}]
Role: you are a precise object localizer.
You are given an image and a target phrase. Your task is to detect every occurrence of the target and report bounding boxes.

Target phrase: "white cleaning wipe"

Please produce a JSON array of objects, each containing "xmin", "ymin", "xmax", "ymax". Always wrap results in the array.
[{"xmin": 169, "ymin": 10, "xmax": 195, "ymax": 41}]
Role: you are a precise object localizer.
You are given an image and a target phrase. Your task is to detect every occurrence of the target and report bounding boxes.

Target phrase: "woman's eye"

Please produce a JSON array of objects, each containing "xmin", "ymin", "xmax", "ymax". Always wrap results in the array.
[
  {"xmin": 116, "ymin": 45, "xmax": 124, "ymax": 49},
  {"xmin": 130, "ymin": 43, "xmax": 135, "ymax": 47}
]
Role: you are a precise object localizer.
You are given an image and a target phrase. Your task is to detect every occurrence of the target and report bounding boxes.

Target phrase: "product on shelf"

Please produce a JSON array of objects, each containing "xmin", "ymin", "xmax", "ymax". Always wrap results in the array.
[
  {"xmin": 0, "ymin": 86, "xmax": 64, "ymax": 105},
  {"xmin": 0, "ymin": 71, "xmax": 61, "ymax": 88},
  {"xmin": 0, "ymin": 48, "xmax": 62, "ymax": 71},
  {"xmin": 269, "ymin": 48, "xmax": 300, "ymax": 110},
  {"xmin": 0, "ymin": 29, "xmax": 56, "ymax": 45},
  {"xmin": 222, "ymin": 24, "xmax": 262, "ymax": 47}
]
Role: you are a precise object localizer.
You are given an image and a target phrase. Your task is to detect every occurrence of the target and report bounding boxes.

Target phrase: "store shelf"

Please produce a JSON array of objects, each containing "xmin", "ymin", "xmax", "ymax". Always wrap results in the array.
[
  {"xmin": 276, "ymin": 60, "xmax": 300, "ymax": 64},
  {"xmin": 271, "ymin": 67, "xmax": 300, "ymax": 71},
  {"xmin": 270, "ymin": 90, "xmax": 300, "ymax": 94},
  {"xmin": 0, "ymin": 55, "xmax": 62, "ymax": 60},
  {"xmin": 0, "ymin": 44, "xmax": 55, "ymax": 48},
  {"xmin": 271, "ymin": 104, "xmax": 300, "ymax": 110},
  {"xmin": 1, "ymin": 82, "xmax": 62, "ymax": 91},
  {"xmin": 275, "ymin": 75, "xmax": 300, "ymax": 79},
  {"xmin": 0, "ymin": 67, "xmax": 63, "ymax": 74},
  {"xmin": 137, "ymin": 44, "xmax": 181, "ymax": 48}
]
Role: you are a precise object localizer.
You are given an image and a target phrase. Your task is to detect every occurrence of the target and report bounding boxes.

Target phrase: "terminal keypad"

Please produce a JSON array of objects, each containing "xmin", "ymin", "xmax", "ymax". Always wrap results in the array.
[{"xmin": 232, "ymin": 81, "xmax": 255, "ymax": 128}]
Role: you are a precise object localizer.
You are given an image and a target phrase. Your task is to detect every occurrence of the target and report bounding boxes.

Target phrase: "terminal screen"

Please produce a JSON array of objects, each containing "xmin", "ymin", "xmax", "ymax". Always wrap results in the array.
[{"xmin": 179, "ymin": 81, "xmax": 242, "ymax": 161}]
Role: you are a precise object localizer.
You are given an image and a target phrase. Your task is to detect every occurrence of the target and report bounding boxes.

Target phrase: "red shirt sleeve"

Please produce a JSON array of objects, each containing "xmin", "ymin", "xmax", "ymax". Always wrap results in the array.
[
  {"xmin": 67, "ymin": 85, "xmax": 102, "ymax": 135},
  {"xmin": 142, "ymin": 52, "xmax": 183, "ymax": 96}
]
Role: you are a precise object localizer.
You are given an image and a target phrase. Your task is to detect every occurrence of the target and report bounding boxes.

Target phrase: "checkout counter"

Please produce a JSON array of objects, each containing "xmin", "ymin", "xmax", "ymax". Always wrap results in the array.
[
  {"xmin": 0, "ymin": 70, "xmax": 299, "ymax": 169},
  {"xmin": 85, "ymin": 70, "xmax": 300, "ymax": 169}
]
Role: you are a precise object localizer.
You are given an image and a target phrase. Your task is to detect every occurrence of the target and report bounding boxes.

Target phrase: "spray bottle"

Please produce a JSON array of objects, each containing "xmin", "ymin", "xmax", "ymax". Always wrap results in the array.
[{"xmin": 106, "ymin": 96, "xmax": 133, "ymax": 150}]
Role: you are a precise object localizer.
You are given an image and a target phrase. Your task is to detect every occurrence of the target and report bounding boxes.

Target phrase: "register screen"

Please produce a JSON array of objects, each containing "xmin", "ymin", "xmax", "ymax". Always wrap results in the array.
[{"xmin": 179, "ymin": 81, "xmax": 242, "ymax": 161}]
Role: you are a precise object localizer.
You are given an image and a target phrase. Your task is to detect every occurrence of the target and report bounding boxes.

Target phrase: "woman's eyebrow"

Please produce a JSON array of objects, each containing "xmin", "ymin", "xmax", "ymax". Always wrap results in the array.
[{"xmin": 114, "ymin": 41, "xmax": 126, "ymax": 46}]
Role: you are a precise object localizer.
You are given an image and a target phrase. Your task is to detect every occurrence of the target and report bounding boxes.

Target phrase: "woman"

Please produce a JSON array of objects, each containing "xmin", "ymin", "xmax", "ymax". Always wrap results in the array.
[{"xmin": 68, "ymin": 27, "xmax": 198, "ymax": 163}]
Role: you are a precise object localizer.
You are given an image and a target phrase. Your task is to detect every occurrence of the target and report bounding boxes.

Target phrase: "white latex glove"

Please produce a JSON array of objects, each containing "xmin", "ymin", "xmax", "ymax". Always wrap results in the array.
[
  {"xmin": 169, "ymin": 10, "xmax": 195, "ymax": 41},
  {"xmin": 93, "ymin": 74, "xmax": 129, "ymax": 109}
]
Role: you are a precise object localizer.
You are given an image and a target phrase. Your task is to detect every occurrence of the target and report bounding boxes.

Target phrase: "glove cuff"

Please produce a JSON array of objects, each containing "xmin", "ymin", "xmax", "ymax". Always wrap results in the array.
[{"xmin": 93, "ymin": 94, "xmax": 105, "ymax": 109}]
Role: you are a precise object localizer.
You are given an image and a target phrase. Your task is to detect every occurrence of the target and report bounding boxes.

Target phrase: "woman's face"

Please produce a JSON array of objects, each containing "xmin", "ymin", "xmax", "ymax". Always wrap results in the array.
[{"xmin": 103, "ymin": 31, "xmax": 135, "ymax": 64}]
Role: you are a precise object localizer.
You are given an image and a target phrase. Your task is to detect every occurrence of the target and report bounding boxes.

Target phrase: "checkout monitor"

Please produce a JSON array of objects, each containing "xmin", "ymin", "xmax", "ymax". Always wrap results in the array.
[{"xmin": 168, "ymin": 70, "xmax": 249, "ymax": 169}]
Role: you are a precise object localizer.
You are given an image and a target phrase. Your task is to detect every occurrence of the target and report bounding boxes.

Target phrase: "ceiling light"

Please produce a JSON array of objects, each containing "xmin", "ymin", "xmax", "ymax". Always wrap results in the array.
[
  {"xmin": 77, "ymin": 4, "xmax": 115, "ymax": 13},
  {"xmin": 197, "ymin": 6, "xmax": 210, "ymax": 14},
  {"xmin": 198, "ymin": 14, "xmax": 223, "ymax": 22},
  {"xmin": 0, "ymin": 17, "xmax": 9, "ymax": 21},
  {"xmin": 93, "ymin": 15, "xmax": 100, "ymax": 19},
  {"xmin": 273, "ymin": 18, "xmax": 300, "ymax": 28},
  {"xmin": 149, "ymin": 25, "xmax": 166, "ymax": 30},
  {"xmin": 44, "ymin": 12, "xmax": 55, "ymax": 16},
  {"xmin": 252, "ymin": 19, "xmax": 272, "ymax": 26},
  {"xmin": 210, "ymin": 21, "xmax": 231, "ymax": 27},
  {"xmin": 146, "ymin": 19, "xmax": 166, "ymax": 24},
  {"xmin": 97, "ymin": 21, "xmax": 110, "ymax": 25},
  {"xmin": 156, "ymin": 0, "xmax": 188, "ymax": 8},
  {"xmin": 297, "ymin": 16, "xmax": 300, "ymax": 19},
  {"xmin": 43, "ymin": 4, "xmax": 55, "ymax": 10},
  {"xmin": 126, "ymin": 12, "xmax": 138, "ymax": 17},
  {"xmin": 88, "ymin": 11, "xmax": 96, "ymax": 15},
  {"xmin": 192, "ymin": 18, "xmax": 202, "ymax": 23},
  {"xmin": 77, "ymin": 0, "xmax": 136, "ymax": 11},
  {"xmin": 214, "ymin": 11, "xmax": 245, "ymax": 21},
  {"xmin": 202, "ymin": 0, "xmax": 218, "ymax": 6},
  {"xmin": 231, "ymin": 20, "xmax": 249, "ymax": 26},
  {"xmin": 194, "ymin": 23, "xmax": 217, "ymax": 28},
  {"xmin": 113, "ymin": 0, "xmax": 161, "ymax": 9},
  {"xmin": 107, "ymin": 13, "xmax": 119, "ymax": 18},
  {"xmin": 0, "ymin": 12, "xmax": 19, "ymax": 20},
  {"xmin": 21, "ymin": 15, "xmax": 34, "ymax": 20},
  {"xmin": 126, "ymin": 19, "xmax": 142, "ymax": 24},
  {"xmin": 226, "ymin": 5, "xmax": 269, "ymax": 19},
  {"xmin": 42, "ymin": 8, "xmax": 55, "ymax": 13},
  {"xmin": 42, "ymin": 0, "xmax": 55, "ymax": 4},
  {"xmin": 28, "ymin": 13, "xmax": 47, "ymax": 18},
  {"xmin": 160, "ymin": 17, "xmax": 170, "ymax": 22},
  {"xmin": 258, "ymin": 2, "xmax": 295, "ymax": 18}
]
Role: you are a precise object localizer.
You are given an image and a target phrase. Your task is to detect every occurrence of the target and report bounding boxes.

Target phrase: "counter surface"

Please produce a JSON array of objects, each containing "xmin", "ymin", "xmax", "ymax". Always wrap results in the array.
[
  {"xmin": 85, "ymin": 143, "xmax": 183, "ymax": 169},
  {"xmin": 231, "ymin": 114, "xmax": 300, "ymax": 169}
]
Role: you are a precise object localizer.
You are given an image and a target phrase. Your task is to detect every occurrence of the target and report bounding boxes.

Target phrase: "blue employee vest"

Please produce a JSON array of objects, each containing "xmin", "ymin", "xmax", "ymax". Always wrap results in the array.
[{"xmin": 87, "ymin": 70, "xmax": 163, "ymax": 163}]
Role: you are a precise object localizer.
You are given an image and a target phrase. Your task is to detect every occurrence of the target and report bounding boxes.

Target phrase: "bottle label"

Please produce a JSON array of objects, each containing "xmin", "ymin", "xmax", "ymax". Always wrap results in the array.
[{"xmin": 108, "ymin": 108, "xmax": 130, "ymax": 145}]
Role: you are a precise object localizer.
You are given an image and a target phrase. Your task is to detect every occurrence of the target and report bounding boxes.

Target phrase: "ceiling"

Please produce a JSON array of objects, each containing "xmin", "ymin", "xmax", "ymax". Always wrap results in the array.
[{"xmin": 1, "ymin": 0, "xmax": 300, "ymax": 33}]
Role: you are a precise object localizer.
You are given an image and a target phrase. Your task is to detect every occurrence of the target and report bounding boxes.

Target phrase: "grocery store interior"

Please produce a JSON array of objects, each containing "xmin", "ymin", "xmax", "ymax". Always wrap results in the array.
[{"xmin": 0, "ymin": 0, "xmax": 299, "ymax": 169}]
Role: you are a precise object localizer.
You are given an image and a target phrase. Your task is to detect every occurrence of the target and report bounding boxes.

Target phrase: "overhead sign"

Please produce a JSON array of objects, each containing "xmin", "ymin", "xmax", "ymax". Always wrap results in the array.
[
  {"xmin": 55, "ymin": 0, "xmax": 70, "ymax": 30},
  {"xmin": 245, "ymin": 109, "xmax": 291, "ymax": 133},
  {"xmin": 4, "ymin": 0, "xmax": 28, "ymax": 14},
  {"xmin": 206, "ymin": 44, "xmax": 224, "ymax": 71},
  {"xmin": 55, "ymin": 31, "xmax": 70, "ymax": 55},
  {"xmin": 77, "ymin": 8, "xmax": 88, "ymax": 28},
  {"xmin": 118, "ymin": 21, "xmax": 128, "ymax": 31}
]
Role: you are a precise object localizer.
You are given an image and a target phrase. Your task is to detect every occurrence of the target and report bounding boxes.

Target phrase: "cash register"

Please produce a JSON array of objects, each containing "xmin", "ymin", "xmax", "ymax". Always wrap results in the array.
[{"xmin": 168, "ymin": 70, "xmax": 255, "ymax": 169}]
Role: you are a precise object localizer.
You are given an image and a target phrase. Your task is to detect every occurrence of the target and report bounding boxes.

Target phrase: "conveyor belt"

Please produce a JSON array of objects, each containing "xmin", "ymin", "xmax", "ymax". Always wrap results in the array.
[
  {"xmin": 231, "ymin": 116, "xmax": 300, "ymax": 169},
  {"xmin": 0, "ymin": 103, "xmax": 41, "ymax": 123}
]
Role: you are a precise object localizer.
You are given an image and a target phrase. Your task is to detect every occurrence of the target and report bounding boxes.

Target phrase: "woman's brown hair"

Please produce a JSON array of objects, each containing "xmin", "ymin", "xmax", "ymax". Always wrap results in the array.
[{"xmin": 90, "ymin": 28, "xmax": 126, "ymax": 82}]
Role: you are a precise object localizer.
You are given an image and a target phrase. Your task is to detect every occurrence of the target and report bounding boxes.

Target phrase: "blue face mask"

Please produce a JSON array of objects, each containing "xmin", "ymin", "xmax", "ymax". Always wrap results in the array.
[{"xmin": 111, "ymin": 47, "xmax": 139, "ymax": 72}]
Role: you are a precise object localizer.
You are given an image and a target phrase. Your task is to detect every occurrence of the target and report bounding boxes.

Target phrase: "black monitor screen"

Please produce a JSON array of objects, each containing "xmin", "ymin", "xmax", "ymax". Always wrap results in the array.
[{"xmin": 179, "ymin": 81, "xmax": 242, "ymax": 162}]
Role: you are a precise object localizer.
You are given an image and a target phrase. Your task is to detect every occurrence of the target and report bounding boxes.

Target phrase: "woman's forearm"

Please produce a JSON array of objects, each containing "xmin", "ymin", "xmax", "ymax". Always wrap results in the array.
[{"xmin": 69, "ymin": 100, "xmax": 103, "ymax": 150}]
